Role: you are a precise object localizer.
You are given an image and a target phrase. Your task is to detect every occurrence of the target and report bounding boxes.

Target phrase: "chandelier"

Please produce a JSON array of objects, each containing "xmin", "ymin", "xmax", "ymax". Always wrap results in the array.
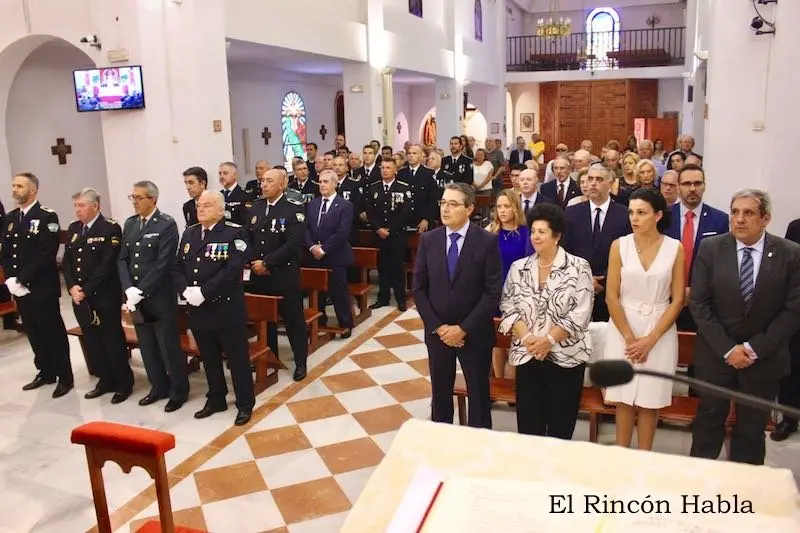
[{"xmin": 536, "ymin": 0, "xmax": 571, "ymax": 38}]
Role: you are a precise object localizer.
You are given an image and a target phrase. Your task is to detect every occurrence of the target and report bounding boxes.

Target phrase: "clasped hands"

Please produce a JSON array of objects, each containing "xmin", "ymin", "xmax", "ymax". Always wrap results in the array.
[
  {"xmin": 310, "ymin": 245, "xmax": 326, "ymax": 260},
  {"xmin": 182, "ymin": 286, "xmax": 205, "ymax": 307},
  {"xmin": 522, "ymin": 335, "xmax": 552, "ymax": 361},
  {"xmin": 726, "ymin": 344, "xmax": 756, "ymax": 369},
  {"xmin": 437, "ymin": 325, "xmax": 466, "ymax": 348},
  {"xmin": 251, "ymin": 260, "xmax": 270, "ymax": 275},
  {"xmin": 124, "ymin": 286, "xmax": 143, "ymax": 312},
  {"xmin": 4, "ymin": 277, "xmax": 30, "ymax": 298},
  {"xmin": 69, "ymin": 285, "xmax": 85, "ymax": 305},
  {"xmin": 624, "ymin": 335, "xmax": 655, "ymax": 364}
]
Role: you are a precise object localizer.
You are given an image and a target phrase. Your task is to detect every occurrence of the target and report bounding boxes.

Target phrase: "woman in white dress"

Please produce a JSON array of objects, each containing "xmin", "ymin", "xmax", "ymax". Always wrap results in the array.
[{"xmin": 604, "ymin": 187, "xmax": 686, "ymax": 450}]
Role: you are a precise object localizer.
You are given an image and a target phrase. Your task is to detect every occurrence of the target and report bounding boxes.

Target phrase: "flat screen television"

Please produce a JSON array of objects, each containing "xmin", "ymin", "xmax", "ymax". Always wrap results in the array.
[{"xmin": 73, "ymin": 65, "xmax": 145, "ymax": 112}]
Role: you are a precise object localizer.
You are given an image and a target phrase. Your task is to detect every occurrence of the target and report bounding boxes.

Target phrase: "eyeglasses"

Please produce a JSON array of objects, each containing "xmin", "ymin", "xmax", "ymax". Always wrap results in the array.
[
  {"xmin": 555, "ymin": 148, "xmax": 568, "ymax": 152},
  {"xmin": 127, "ymin": 194, "xmax": 150, "ymax": 202},
  {"xmin": 438, "ymin": 200, "xmax": 465, "ymax": 209},
  {"xmin": 660, "ymin": 182, "xmax": 677, "ymax": 189},
  {"xmin": 679, "ymin": 181, "xmax": 704, "ymax": 188}
]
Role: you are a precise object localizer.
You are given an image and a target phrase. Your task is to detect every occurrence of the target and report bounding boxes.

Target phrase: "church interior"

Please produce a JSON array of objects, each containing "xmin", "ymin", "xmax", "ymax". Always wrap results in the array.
[{"xmin": 0, "ymin": 0, "xmax": 799, "ymax": 532}]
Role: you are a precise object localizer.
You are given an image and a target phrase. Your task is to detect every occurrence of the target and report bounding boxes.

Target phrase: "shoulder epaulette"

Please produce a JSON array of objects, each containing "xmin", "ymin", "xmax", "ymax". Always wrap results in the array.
[
  {"xmin": 40, "ymin": 206, "xmax": 55, "ymax": 213},
  {"xmin": 287, "ymin": 198, "xmax": 303, "ymax": 206},
  {"xmin": 347, "ymin": 176, "xmax": 362, "ymax": 182},
  {"xmin": 187, "ymin": 222, "xmax": 200, "ymax": 228},
  {"xmin": 126, "ymin": 214, "xmax": 139, "ymax": 222},
  {"xmin": 161, "ymin": 213, "xmax": 173, "ymax": 221},
  {"xmin": 368, "ymin": 180, "xmax": 382, "ymax": 187},
  {"xmin": 224, "ymin": 221, "xmax": 242, "ymax": 228},
  {"xmin": 69, "ymin": 219, "xmax": 78, "ymax": 225},
  {"xmin": 396, "ymin": 180, "xmax": 409, "ymax": 186},
  {"xmin": 310, "ymin": 180, "xmax": 319, "ymax": 185}
]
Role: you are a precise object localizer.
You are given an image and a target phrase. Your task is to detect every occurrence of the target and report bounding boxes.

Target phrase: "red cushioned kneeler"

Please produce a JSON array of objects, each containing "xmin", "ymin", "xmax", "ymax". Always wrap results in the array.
[{"xmin": 71, "ymin": 421, "xmax": 206, "ymax": 533}]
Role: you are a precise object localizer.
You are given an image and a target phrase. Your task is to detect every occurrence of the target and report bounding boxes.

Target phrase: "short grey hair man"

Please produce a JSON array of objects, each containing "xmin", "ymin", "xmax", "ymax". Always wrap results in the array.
[
  {"xmin": 444, "ymin": 182, "xmax": 475, "ymax": 208},
  {"xmin": 132, "ymin": 180, "xmax": 159, "ymax": 201},
  {"xmin": 199, "ymin": 189, "xmax": 225, "ymax": 213},
  {"xmin": 731, "ymin": 189, "xmax": 771, "ymax": 217},
  {"xmin": 71, "ymin": 187, "xmax": 101, "ymax": 205}
]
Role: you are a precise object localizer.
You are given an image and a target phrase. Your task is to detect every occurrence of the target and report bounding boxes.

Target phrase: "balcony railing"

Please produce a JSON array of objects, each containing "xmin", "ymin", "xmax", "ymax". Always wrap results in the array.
[{"xmin": 507, "ymin": 27, "xmax": 685, "ymax": 72}]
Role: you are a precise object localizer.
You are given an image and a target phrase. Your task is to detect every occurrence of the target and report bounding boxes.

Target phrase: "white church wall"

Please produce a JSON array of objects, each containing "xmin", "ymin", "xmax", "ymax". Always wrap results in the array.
[
  {"xmin": 5, "ymin": 40, "xmax": 108, "ymax": 222},
  {"xmin": 392, "ymin": 84, "xmax": 412, "ymax": 147},
  {"xmin": 658, "ymin": 77, "xmax": 684, "ymax": 117}
]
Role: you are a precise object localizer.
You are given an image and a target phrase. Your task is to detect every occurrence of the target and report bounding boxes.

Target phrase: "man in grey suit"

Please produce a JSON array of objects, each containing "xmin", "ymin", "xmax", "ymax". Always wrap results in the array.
[
  {"xmin": 413, "ymin": 182, "xmax": 502, "ymax": 428},
  {"xmin": 118, "ymin": 181, "xmax": 189, "ymax": 412},
  {"xmin": 689, "ymin": 189, "xmax": 800, "ymax": 465}
]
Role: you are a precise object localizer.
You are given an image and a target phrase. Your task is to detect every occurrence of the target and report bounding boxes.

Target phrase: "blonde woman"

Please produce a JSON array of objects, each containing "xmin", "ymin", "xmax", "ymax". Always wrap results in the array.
[
  {"xmin": 618, "ymin": 152, "xmax": 641, "ymax": 205},
  {"xmin": 566, "ymin": 168, "xmax": 590, "ymax": 208},
  {"xmin": 634, "ymin": 159, "xmax": 657, "ymax": 189},
  {"xmin": 487, "ymin": 189, "xmax": 531, "ymax": 382}
]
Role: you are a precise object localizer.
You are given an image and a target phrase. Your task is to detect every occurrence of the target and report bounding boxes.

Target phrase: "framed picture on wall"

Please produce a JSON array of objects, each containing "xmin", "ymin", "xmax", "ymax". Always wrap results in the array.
[
  {"xmin": 409, "ymin": 0, "xmax": 423, "ymax": 18},
  {"xmin": 490, "ymin": 122, "xmax": 500, "ymax": 134},
  {"xmin": 520, "ymin": 113, "xmax": 535, "ymax": 132}
]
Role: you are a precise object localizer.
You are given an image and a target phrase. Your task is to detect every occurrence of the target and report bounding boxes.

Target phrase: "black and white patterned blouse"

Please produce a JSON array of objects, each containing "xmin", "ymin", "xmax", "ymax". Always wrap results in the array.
[{"xmin": 498, "ymin": 246, "xmax": 594, "ymax": 368}]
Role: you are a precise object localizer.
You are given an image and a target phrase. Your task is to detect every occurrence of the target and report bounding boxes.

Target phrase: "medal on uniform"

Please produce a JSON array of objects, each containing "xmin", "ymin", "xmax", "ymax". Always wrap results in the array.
[
  {"xmin": 251, "ymin": 215, "xmax": 257, "ymax": 225},
  {"xmin": 205, "ymin": 243, "xmax": 211, "ymax": 257},
  {"xmin": 280, "ymin": 218, "xmax": 286, "ymax": 232},
  {"xmin": 183, "ymin": 243, "xmax": 190, "ymax": 254},
  {"xmin": 271, "ymin": 219, "xmax": 277, "ymax": 232},
  {"xmin": 30, "ymin": 220, "xmax": 40, "ymax": 234},
  {"xmin": 223, "ymin": 243, "xmax": 229, "ymax": 259}
]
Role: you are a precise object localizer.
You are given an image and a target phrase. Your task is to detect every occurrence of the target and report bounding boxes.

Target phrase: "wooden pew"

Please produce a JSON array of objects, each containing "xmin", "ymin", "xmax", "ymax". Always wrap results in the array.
[
  {"xmin": 244, "ymin": 293, "xmax": 287, "ymax": 394},
  {"xmin": 298, "ymin": 267, "xmax": 333, "ymax": 352},
  {"xmin": 349, "ymin": 247, "xmax": 379, "ymax": 326},
  {"xmin": 405, "ymin": 232, "xmax": 421, "ymax": 293}
]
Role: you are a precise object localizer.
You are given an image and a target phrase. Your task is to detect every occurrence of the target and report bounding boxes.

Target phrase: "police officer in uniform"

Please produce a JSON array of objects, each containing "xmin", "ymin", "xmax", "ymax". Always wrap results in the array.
[
  {"xmin": 63, "ymin": 188, "xmax": 133, "ymax": 403},
  {"xmin": 174, "ymin": 190, "xmax": 255, "ymax": 426},
  {"xmin": 366, "ymin": 159, "xmax": 413, "ymax": 311},
  {"xmin": 1, "ymin": 172, "xmax": 73, "ymax": 397},
  {"xmin": 246, "ymin": 169, "xmax": 309, "ymax": 381},
  {"xmin": 117, "ymin": 181, "xmax": 189, "ymax": 412},
  {"xmin": 333, "ymin": 155, "xmax": 366, "ymax": 240},
  {"xmin": 427, "ymin": 151, "xmax": 455, "ymax": 226},
  {"xmin": 0, "ymin": 197, "xmax": 17, "ymax": 331},
  {"xmin": 289, "ymin": 159, "xmax": 320, "ymax": 209},
  {"xmin": 219, "ymin": 161, "xmax": 251, "ymax": 225},
  {"xmin": 182, "ymin": 166, "xmax": 208, "ymax": 227},
  {"xmin": 442, "ymin": 136, "xmax": 474, "ymax": 185},
  {"xmin": 244, "ymin": 160, "xmax": 269, "ymax": 201},
  {"xmin": 398, "ymin": 144, "xmax": 437, "ymax": 232}
]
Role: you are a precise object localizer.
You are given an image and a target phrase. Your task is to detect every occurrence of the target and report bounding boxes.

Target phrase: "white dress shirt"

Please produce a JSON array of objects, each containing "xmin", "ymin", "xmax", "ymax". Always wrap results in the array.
[
  {"xmin": 589, "ymin": 197, "xmax": 611, "ymax": 229},
  {"xmin": 20, "ymin": 200, "xmax": 38, "ymax": 217}
]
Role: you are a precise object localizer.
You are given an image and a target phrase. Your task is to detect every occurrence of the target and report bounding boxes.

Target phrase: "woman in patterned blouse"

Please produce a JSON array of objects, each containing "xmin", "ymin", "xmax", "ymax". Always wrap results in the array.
[{"xmin": 499, "ymin": 204, "xmax": 595, "ymax": 439}]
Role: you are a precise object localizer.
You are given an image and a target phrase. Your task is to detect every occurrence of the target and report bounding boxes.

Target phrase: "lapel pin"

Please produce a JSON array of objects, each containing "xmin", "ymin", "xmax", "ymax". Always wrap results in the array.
[{"xmin": 768, "ymin": 251, "xmax": 773, "ymax": 258}]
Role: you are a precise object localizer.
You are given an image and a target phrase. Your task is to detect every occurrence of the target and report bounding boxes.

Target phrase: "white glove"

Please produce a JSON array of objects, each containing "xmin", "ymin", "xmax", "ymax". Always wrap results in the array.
[
  {"xmin": 182, "ymin": 287, "xmax": 205, "ymax": 307},
  {"xmin": 125, "ymin": 286, "xmax": 143, "ymax": 307},
  {"xmin": 5, "ymin": 277, "xmax": 29, "ymax": 297}
]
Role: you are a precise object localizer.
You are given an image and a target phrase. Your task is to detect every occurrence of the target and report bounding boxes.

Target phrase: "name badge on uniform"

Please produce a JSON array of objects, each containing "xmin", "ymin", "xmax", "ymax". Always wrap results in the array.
[{"xmin": 143, "ymin": 232, "xmax": 159, "ymax": 238}]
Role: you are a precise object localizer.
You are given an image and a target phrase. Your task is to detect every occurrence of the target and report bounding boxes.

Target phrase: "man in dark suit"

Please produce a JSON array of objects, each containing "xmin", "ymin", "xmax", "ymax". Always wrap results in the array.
[
  {"xmin": 118, "ymin": 181, "xmax": 189, "ymax": 411},
  {"xmin": 174, "ymin": 190, "xmax": 255, "ymax": 426},
  {"xmin": 398, "ymin": 144, "xmax": 437, "ymax": 232},
  {"xmin": 541, "ymin": 156, "xmax": 580, "ymax": 209},
  {"xmin": 414, "ymin": 182, "xmax": 502, "ymax": 428},
  {"xmin": 64, "ymin": 188, "xmax": 133, "ymax": 403},
  {"xmin": 245, "ymin": 169, "xmax": 309, "ymax": 381},
  {"xmin": 771, "ymin": 218, "xmax": 800, "ymax": 441},
  {"xmin": 508, "ymin": 136, "xmax": 533, "ymax": 166},
  {"xmin": 563, "ymin": 164, "xmax": 631, "ymax": 321},
  {"xmin": 689, "ymin": 189, "xmax": 800, "ymax": 465},
  {"xmin": 219, "ymin": 162, "xmax": 251, "ymax": 226},
  {"xmin": 304, "ymin": 170, "xmax": 354, "ymax": 337},
  {"xmin": 1, "ymin": 172, "xmax": 73, "ymax": 397},
  {"xmin": 442, "ymin": 136, "xmax": 473, "ymax": 186},
  {"xmin": 518, "ymin": 168, "xmax": 555, "ymax": 217},
  {"xmin": 182, "ymin": 166, "xmax": 208, "ymax": 227},
  {"xmin": 665, "ymin": 164, "xmax": 729, "ymax": 332},
  {"xmin": 426, "ymin": 151, "xmax": 455, "ymax": 225}
]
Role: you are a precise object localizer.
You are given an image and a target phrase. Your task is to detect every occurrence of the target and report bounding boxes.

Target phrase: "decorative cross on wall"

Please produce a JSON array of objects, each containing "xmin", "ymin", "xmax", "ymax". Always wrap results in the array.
[
  {"xmin": 261, "ymin": 127, "xmax": 272, "ymax": 145},
  {"xmin": 319, "ymin": 125, "xmax": 328, "ymax": 140},
  {"xmin": 50, "ymin": 138, "xmax": 72, "ymax": 165},
  {"xmin": 396, "ymin": 122, "xmax": 402, "ymax": 134}
]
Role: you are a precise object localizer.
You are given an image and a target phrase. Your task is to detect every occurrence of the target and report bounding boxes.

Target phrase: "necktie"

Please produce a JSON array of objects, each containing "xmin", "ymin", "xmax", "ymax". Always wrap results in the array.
[
  {"xmin": 412, "ymin": 167, "xmax": 416, "ymax": 177},
  {"xmin": 524, "ymin": 199, "xmax": 530, "ymax": 213},
  {"xmin": 447, "ymin": 233, "xmax": 461, "ymax": 280},
  {"xmin": 384, "ymin": 184, "xmax": 390, "ymax": 194},
  {"xmin": 265, "ymin": 204, "xmax": 272, "ymax": 216},
  {"xmin": 139, "ymin": 217, "xmax": 146, "ymax": 231},
  {"xmin": 592, "ymin": 207, "xmax": 602, "ymax": 244},
  {"xmin": 682, "ymin": 211, "xmax": 695, "ymax": 283},
  {"xmin": 223, "ymin": 189, "xmax": 230, "ymax": 200},
  {"xmin": 558, "ymin": 183, "xmax": 565, "ymax": 205},
  {"xmin": 201, "ymin": 228, "xmax": 206, "ymax": 242},
  {"xmin": 320, "ymin": 198, "xmax": 328, "ymax": 221},
  {"xmin": 740, "ymin": 247, "xmax": 755, "ymax": 305},
  {"xmin": 82, "ymin": 224, "xmax": 89, "ymax": 237},
  {"xmin": 19, "ymin": 210, "xmax": 24, "ymax": 224}
]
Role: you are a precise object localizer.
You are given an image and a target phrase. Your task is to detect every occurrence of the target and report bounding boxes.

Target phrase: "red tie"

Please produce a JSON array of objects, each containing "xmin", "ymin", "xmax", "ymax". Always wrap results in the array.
[{"xmin": 682, "ymin": 211, "xmax": 695, "ymax": 283}]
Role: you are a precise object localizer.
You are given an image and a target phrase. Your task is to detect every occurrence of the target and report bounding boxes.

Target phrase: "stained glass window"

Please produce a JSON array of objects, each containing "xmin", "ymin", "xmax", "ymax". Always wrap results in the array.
[
  {"xmin": 586, "ymin": 8, "xmax": 620, "ymax": 69},
  {"xmin": 281, "ymin": 91, "xmax": 307, "ymax": 167}
]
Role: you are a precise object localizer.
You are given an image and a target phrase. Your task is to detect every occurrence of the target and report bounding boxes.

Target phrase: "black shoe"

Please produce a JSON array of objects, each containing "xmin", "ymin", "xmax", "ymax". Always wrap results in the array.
[
  {"xmin": 341, "ymin": 330, "xmax": 352, "ymax": 339},
  {"xmin": 165, "ymin": 399, "xmax": 185, "ymax": 413},
  {"xmin": 22, "ymin": 375, "xmax": 56, "ymax": 391},
  {"xmin": 369, "ymin": 301, "xmax": 389, "ymax": 310},
  {"xmin": 84, "ymin": 385, "xmax": 112, "ymax": 400},
  {"xmin": 293, "ymin": 365, "xmax": 307, "ymax": 381},
  {"xmin": 52, "ymin": 382, "xmax": 73, "ymax": 398},
  {"xmin": 110, "ymin": 392, "xmax": 131, "ymax": 404},
  {"xmin": 770, "ymin": 420, "xmax": 798, "ymax": 442},
  {"xmin": 194, "ymin": 403, "xmax": 228, "ymax": 419},
  {"xmin": 138, "ymin": 391, "xmax": 167, "ymax": 406},
  {"xmin": 234, "ymin": 410, "xmax": 252, "ymax": 426},
  {"xmin": 398, "ymin": 304, "xmax": 407, "ymax": 312}
]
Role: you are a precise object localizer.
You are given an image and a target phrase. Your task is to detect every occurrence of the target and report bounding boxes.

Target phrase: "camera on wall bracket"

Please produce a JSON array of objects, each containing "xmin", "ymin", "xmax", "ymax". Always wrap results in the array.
[{"xmin": 751, "ymin": 0, "xmax": 776, "ymax": 35}]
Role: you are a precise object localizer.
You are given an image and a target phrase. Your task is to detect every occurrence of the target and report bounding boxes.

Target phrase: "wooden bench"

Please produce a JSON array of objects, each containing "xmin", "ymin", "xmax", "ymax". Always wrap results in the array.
[
  {"xmin": 349, "ymin": 247, "xmax": 379, "ymax": 326},
  {"xmin": 404, "ymin": 232, "xmax": 421, "ymax": 293},
  {"xmin": 298, "ymin": 267, "xmax": 333, "ymax": 351}
]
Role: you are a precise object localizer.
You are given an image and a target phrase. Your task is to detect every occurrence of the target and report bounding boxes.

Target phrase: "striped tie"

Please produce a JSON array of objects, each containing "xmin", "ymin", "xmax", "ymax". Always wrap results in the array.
[{"xmin": 740, "ymin": 247, "xmax": 755, "ymax": 305}]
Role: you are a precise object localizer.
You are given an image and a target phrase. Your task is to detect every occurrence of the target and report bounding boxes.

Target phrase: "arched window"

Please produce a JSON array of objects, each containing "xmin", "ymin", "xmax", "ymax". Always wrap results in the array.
[
  {"xmin": 281, "ymin": 91, "xmax": 307, "ymax": 167},
  {"xmin": 586, "ymin": 7, "xmax": 620, "ymax": 68}
]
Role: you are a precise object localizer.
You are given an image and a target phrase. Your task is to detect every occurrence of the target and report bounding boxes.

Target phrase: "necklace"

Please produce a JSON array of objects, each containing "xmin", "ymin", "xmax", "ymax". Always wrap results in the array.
[
  {"xmin": 634, "ymin": 235, "xmax": 661, "ymax": 254},
  {"xmin": 536, "ymin": 256, "xmax": 554, "ymax": 268}
]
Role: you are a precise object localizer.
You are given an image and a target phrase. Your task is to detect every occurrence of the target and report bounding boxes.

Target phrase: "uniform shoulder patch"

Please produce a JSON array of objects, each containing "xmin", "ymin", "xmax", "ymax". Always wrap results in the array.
[
  {"xmin": 234, "ymin": 239, "xmax": 247, "ymax": 252},
  {"xmin": 47, "ymin": 222, "xmax": 59, "ymax": 232},
  {"xmin": 224, "ymin": 221, "xmax": 242, "ymax": 228},
  {"xmin": 287, "ymin": 198, "xmax": 303, "ymax": 206}
]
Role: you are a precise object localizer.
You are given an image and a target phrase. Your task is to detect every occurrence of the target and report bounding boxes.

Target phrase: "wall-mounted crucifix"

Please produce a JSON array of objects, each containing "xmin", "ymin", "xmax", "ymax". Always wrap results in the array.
[
  {"xmin": 261, "ymin": 127, "xmax": 272, "ymax": 145},
  {"xmin": 396, "ymin": 122, "xmax": 402, "ymax": 134},
  {"xmin": 319, "ymin": 125, "xmax": 328, "ymax": 140},
  {"xmin": 51, "ymin": 138, "xmax": 72, "ymax": 165}
]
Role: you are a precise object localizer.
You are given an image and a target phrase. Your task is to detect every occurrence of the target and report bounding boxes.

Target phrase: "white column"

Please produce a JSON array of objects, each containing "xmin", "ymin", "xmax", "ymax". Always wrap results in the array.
[
  {"xmin": 342, "ymin": 63, "xmax": 385, "ymax": 149},
  {"xmin": 93, "ymin": 0, "xmax": 232, "ymax": 226},
  {"xmin": 435, "ymin": 78, "xmax": 464, "ymax": 147},
  {"xmin": 483, "ymin": 84, "xmax": 506, "ymax": 141}
]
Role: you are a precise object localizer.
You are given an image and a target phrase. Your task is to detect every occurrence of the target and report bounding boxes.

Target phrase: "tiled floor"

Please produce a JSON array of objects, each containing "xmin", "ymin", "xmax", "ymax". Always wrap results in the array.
[{"xmin": 1, "ymin": 299, "xmax": 799, "ymax": 533}]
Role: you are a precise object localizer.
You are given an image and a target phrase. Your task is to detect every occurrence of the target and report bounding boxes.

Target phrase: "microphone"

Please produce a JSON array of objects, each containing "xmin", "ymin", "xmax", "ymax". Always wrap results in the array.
[{"xmin": 589, "ymin": 360, "xmax": 800, "ymax": 419}]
